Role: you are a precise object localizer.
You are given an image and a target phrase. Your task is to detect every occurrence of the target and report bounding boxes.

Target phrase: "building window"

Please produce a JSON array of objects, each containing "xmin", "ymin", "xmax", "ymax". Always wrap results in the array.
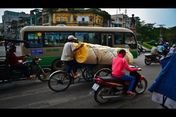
[
  {"xmin": 90, "ymin": 16, "xmax": 93, "ymax": 22},
  {"xmin": 60, "ymin": 17, "xmax": 64, "ymax": 22},
  {"xmin": 68, "ymin": 16, "xmax": 71, "ymax": 22},
  {"xmin": 73, "ymin": 16, "xmax": 77, "ymax": 22},
  {"xmin": 119, "ymin": 18, "xmax": 123, "ymax": 22},
  {"xmin": 43, "ymin": 15, "xmax": 49, "ymax": 23},
  {"xmin": 82, "ymin": 18, "xmax": 85, "ymax": 22}
]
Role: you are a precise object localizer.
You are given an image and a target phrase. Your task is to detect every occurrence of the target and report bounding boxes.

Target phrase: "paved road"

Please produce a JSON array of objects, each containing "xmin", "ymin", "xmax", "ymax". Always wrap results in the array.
[{"xmin": 0, "ymin": 54, "xmax": 163, "ymax": 109}]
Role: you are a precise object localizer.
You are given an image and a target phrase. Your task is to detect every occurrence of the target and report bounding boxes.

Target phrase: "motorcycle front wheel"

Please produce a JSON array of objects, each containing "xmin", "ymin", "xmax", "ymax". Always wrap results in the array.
[
  {"xmin": 94, "ymin": 68, "xmax": 112, "ymax": 78},
  {"xmin": 135, "ymin": 78, "xmax": 148, "ymax": 94},
  {"xmin": 94, "ymin": 87, "xmax": 111, "ymax": 104},
  {"xmin": 37, "ymin": 68, "xmax": 52, "ymax": 81}
]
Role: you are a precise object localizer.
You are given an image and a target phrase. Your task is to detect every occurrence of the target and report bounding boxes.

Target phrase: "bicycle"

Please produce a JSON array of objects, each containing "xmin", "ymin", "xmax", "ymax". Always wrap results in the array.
[
  {"xmin": 48, "ymin": 62, "xmax": 113, "ymax": 92},
  {"xmin": 48, "ymin": 63, "xmax": 96, "ymax": 92}
]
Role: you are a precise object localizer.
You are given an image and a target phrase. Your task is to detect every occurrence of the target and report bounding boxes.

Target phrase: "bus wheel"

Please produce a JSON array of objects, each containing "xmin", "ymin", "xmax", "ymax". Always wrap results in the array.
[{"xmin": 52, "ymin": 59, "xmax": 64, "ymax": 71}]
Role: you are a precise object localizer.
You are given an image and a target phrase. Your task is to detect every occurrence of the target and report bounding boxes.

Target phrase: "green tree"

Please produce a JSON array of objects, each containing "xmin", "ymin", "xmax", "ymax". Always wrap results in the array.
[{"xmin": 135, "ymin": 15, "xmax": 176, "ymax": 46}]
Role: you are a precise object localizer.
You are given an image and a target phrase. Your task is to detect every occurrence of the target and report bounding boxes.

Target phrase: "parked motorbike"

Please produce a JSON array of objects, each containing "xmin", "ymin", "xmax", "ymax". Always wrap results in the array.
[
  {"xmin": 0, "ymin": 55, "xmax": 51, "ymax": 84},
  {"xmin": 144, "ymin": 53, "xmax": 161, "ymax": 65},
  {"xmin": 92, "ymin": 65, "xmax": 147, "ymax": 104}
]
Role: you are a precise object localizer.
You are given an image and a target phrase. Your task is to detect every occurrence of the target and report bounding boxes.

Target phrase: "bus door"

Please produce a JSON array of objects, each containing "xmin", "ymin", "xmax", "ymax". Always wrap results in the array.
[{"xmin": 101, "ymin": 33, "xmax": 114, "ymax": 47}]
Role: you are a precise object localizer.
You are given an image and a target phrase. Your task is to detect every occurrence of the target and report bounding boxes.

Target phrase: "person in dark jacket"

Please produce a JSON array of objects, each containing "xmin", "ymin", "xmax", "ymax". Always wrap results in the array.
[{"xmin": 6, "ymin": 44, "xmax": 30, "ymax": 79}]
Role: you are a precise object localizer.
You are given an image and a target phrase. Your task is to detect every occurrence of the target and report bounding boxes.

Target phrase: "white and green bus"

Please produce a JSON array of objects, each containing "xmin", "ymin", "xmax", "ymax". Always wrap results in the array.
[{"xmin": 20, "ymin": 26, "xmax": 138, "ymax": 70}]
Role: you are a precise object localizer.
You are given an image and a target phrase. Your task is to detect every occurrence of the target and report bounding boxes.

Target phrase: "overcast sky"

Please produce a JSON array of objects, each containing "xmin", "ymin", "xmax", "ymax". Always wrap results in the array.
[{"xmin": 1, "ymin": 8, "xmax": 176, "ymax": 28}]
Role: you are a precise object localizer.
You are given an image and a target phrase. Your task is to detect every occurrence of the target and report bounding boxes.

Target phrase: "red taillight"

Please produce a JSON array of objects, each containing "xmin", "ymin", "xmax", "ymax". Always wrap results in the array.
[
  {"xmin": 97, "ymin": 80, "xmax": 102, "ymax": 84},
  {"xmin": 94, "ymin": 76, "xmax": 102, "ymax": 84},
  {"xmin": 141, "ymin": 75, "xmax": 145, "ymax": 79}
]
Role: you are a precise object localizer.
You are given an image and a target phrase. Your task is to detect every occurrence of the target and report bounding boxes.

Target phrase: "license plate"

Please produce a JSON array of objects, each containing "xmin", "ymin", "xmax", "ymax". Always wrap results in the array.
[{"xmin": 92, "ymin": 83, "xmax": 99, "ymax": 91}]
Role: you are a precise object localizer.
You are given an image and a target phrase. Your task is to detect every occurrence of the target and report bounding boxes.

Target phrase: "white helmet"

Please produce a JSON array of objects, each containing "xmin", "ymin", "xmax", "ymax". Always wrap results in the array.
[{"xmin": 68, "ymin": 35, "xmax": 77, "ymax": 40}]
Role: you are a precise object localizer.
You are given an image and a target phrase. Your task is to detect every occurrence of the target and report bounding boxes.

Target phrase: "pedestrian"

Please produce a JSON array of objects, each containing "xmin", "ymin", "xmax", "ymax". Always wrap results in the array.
[
  {"xmin": 168, "ymin": 44, "xmax": 176, "ymax": 56},
  {"xmin": 130, "ymin": 14, "xmax": 136, "ymax": 29}
]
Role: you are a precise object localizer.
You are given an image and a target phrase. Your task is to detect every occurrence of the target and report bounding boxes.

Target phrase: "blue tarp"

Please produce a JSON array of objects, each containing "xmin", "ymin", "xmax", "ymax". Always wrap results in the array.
[{"xmin": 148, "ymin": 53, "xmax": 176, "ymax": 101}]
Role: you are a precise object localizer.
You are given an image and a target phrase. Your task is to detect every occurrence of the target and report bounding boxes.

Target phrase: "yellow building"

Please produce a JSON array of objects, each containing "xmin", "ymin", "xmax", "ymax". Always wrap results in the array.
[{"xmin": 42, "ymin": 8, "xmax": 110, "ymax": 27}]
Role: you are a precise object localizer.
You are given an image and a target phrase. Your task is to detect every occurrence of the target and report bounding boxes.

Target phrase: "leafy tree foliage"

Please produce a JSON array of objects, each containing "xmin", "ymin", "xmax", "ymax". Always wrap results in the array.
[{"xmin": 136, "ymin": 17, "xmax": 176, "ymax": 46}]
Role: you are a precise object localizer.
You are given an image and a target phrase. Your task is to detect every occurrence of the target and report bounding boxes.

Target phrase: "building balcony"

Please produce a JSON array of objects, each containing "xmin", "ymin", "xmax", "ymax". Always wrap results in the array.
[
  {"xmin": 56, "ymin": 21, "xmax": 66, "ymax": 24},
  {"xmin": 78, "ymin": 21, "xmax": 89, "ymax": 26}
]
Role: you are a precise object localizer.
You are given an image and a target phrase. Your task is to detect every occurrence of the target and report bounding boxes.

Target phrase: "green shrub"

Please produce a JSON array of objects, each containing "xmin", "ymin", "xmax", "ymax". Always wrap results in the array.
[
  {"xmin": 143, "ymin": 42, "xmax": 155, "ymax": 49},
  {"xmin": 147, "ymin": 40, "xmax": 157, "ymax": 46}
]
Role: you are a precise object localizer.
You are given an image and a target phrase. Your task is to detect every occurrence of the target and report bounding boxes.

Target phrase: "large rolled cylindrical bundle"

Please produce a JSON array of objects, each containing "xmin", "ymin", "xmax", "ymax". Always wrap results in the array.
[
  {"xmin": 73, "ymin": 43, "xmax": 97, "ymax": 64},
  {"xmin": 83, "ymin": 47, "xmax": 97, "ymax": 64},
  {"xmin": 74, "ymin": 43, "xmax": 134, "ymax": 64},
  {"xmin": 92, "ymin": 47, "xmax": 115, "ymax": 64}
]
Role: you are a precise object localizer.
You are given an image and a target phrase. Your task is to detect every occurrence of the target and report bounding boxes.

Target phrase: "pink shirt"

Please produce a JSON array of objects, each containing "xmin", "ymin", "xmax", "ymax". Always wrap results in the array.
[{"xmin": 112, "ymin": 54, "xmax": 138, "ymax": 77}]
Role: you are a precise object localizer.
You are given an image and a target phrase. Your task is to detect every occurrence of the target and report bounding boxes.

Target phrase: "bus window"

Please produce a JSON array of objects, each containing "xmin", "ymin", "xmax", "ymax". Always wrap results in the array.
[
  {"xmin": 114, "ymin": 32, "xmax": 125, "ymax": 45},
  {"xmin": 101, "ymin": 34, "xmax": 107, "ymax": 46},
  {"xmin": 93, "ymin": 33, "xmax": 101, "ymax": 44},
  {"xmin": 83, "ymin": 34, "xmax": 89, "ymax": 42},
  {"xmin": 75, "ymin": 32, "xmax": 91, "ymax": 42},
  {"xmin": 58, "ymin": 32, "xmax": 72, "ymax": 43},
  {"xmin": 100, "ymin": 33, "xmax": 113, "ymax": 47},
  {"xmin": 107, "ymin": 34, "xmax": 113, "ymax": 47},
  {"xmin": 44, "ymin": 32, "xmax": 59, "ymax": 46},
  {"xmin": 25, "ymin": 32, "xmax": 43, "ymax": 48},
  {"xmin": 44, "ymin": 32, "xmax": 72, "ymax": 47},
  {"xmin": 75, "ymin": 32, "xmax": 99, "ymax": 44},
  {"xmin": 75, "ymin": 32, "xmax": 85, "ymax": 42},
  {"xmin": 125, "ymin": 32, "xmax": 137, "ymax": 49}
]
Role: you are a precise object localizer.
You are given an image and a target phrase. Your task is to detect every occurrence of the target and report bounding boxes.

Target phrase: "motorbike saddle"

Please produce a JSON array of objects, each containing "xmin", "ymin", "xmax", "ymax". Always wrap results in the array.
[{"xmin": 100, "ymin": 76, "xmax": 124, "ymax": 83}]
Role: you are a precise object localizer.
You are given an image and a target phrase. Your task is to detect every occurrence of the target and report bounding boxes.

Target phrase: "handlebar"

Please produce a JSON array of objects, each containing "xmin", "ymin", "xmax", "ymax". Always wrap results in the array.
[
  {"xmin": 129, "ymin": 65, "xmax": 142, "ymax": 71},
  {"xmin": 129, "ymin": 65, "xmax": 138, "ymax": 68},
  {"xmin": 24, "ymin": 55, "xmax": 42, "ymax": 63},
  {"xmin": 137, "ymin": 68, "xmax": 142, "ymax": 71}
]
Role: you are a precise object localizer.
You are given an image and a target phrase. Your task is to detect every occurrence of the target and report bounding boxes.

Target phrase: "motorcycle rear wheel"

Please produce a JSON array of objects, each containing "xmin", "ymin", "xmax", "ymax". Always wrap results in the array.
[
  {"xmin": 144, "ymin": 58, "xmax": 152, "ymax": 65},
  {"xmin": 94, "ymin": 87, "xmax": 111, "ymax": 104},
  {"xmin": 82, "ymin": 67, "xmax": 94, "ymax": 82}
]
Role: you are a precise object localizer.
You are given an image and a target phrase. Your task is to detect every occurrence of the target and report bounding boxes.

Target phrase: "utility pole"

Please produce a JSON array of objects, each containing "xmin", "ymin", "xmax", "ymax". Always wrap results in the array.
[
  {"xmin": 116, "ymin": 9, "xmax": 118, "ymax": 27},
  {"xmin": 116, "ymin": 9, "xmax": 118, "ymax": 21},
  {"xmin": 158, "ymin": 24, "xmax": 165, "ymax": 42},
  {"xmin": 125, "ymin": 8, "xmax": 127, "ymax": 15}
]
